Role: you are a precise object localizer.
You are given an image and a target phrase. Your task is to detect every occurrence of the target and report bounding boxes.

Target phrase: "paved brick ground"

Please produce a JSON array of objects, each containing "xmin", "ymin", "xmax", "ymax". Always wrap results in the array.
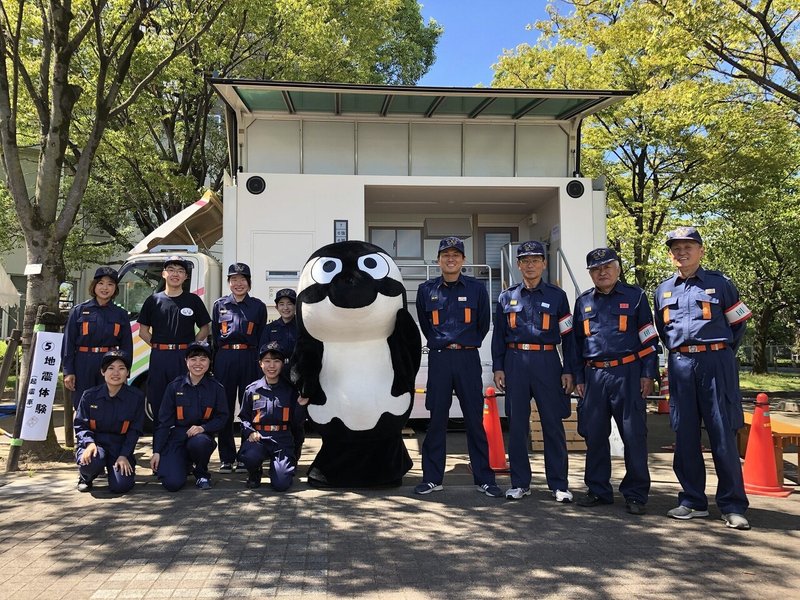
[{"xmin": 1, "ymin": 413, "xmax": 798, "ymax": 599}]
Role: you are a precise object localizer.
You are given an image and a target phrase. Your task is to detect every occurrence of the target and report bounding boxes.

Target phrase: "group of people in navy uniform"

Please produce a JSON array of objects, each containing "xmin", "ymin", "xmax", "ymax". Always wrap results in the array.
[
  {"xmin": 69, "ymin": 257, "xmax": 301, "ymax": 494},
  {"xmin": 69, "ymin": 227, "xmax": 753, "ymax": 530},
  {"xmin": 413, "ymin": 228, "xmax": 752, "ymax": 531}
]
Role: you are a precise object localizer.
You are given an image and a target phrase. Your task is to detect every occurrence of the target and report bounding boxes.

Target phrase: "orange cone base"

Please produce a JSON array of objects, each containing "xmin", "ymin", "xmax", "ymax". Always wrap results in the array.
[
  {"xmin": 744, "ymin": 482, "xmax": 793, "ymax": 498},
  {"xmin": 657, "ymin": 399, "xmax": 670, "ymax": 414},
  {"xmin": 491, "ymin": 461, "xmax": 510, "ymax": 473}
]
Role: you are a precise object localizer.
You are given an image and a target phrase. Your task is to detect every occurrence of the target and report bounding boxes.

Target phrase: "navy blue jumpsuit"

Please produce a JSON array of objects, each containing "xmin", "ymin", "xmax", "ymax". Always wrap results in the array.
[
  {"xmin": 211, "ymin": 293, "xmax": 266, "ymax": 464},
  {"xmin": 491, "ymin": 281, "xmax": 579, "ymax": 492},
  {"xmin": 573, "ymin": 281, "xmax": 658, "ymax": 504},
  {"xmin": 416, "ymin": 274, "xmax": 496, "ymax": 487},
  {"xmin": 153, "ymin": 374, "xmax": 228, "ymax": 491},
  {"xmin": 654, "ymin": 267, "xmax": 751, "ymax": 514},
  {"xmin": 74, "ymin": 384, "xmax": 145, "ymax": 493},
  {"xmin": 238, "ymin": 377, "xmax": 302, "ymax": 491},
  {"xmin": 259, "ymin": 317, "xmax": 297, "ymax": 358},
  {"xmin": 138, "ymin": 292, "xmax": 210, "ymax": 428},
  {"xmin": 63, "ymin": 299, "xmax": 133, "ymax": 408}
]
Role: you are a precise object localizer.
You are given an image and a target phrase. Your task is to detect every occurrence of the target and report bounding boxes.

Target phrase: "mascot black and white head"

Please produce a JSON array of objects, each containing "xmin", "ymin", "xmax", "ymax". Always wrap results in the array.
[{"xmin": 291, "ymin": 241, "xmax": 421, "ymax": 487}]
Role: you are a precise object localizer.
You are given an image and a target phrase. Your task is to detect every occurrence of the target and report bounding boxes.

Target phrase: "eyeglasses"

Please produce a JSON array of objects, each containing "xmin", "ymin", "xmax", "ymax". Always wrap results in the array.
[
  {"xmin": 165, "ymin": 267, "xmax": 186, "ymax": 275},
  {"xmin": 519, "ymin": 257, "xmax": 544, "ymax": 265}
]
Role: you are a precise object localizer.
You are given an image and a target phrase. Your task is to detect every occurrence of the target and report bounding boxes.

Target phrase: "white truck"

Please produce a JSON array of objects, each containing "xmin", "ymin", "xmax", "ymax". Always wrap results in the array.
[{"xmin": 116, "ymin": 80, "xmax": 630, "ymax": 418}]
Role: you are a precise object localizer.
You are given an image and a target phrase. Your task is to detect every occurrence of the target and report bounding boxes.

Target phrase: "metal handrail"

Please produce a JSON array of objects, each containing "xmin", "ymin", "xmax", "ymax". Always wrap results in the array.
[{"xmin": 557, "ymin": 246, "xmax": 582, "ymax": 299}]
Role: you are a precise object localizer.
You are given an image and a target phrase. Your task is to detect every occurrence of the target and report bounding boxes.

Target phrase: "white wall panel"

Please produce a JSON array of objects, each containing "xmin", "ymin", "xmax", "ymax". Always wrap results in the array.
[
  {"xmin": 245, "ymin": 120, "xmax": 300, "ymax": 173},
  {"xmin": 357, "ymin": 122, "xmax": 408, "ymax": 175},
  {"xmin": 410, "ymin": 123, "xmax": 461, "ymax": 176},
  {"xmin": 464, "ymin": 124, "xmax": 514, "ymax": 176},
  {"xmin": 516, "ymin": 125, "xmax": 569, "ymax": 177},
  {"xmin": 303, "ymin": 121, "xmax": 355, "ymax": 174}
]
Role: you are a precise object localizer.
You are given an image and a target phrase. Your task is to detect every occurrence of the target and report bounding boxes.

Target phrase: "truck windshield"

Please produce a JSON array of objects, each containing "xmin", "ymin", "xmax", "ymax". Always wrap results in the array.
[{"xmin": 116, "ymin": 262, "xmax": 167, "ymax": 320}]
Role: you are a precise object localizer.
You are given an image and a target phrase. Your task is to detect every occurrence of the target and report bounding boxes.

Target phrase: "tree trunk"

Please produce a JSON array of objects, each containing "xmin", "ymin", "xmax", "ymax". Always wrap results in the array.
[
  {"xmin": 16, "ymin": 242, "xmax": 69, "ymax": 462},
  {"xmin": 750, "ymin": 304, "xmax": 772, "ymax": 375}
]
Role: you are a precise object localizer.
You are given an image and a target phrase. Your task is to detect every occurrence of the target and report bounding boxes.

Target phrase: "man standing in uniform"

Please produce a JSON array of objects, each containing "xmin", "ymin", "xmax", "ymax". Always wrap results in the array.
[
  {"xmin": 654, "ymin": 227, "xmax": 752, "ymax": 530},
  {"xmin": 212, "ymin": 263, "xmax": 267, "ymax": 472},
  {"xmin": 414, "ymin": 237, "xmax": 502, "ymax": 498},
  {"xmin": 573, "ymin": 248, "xmax": 658, "ymax": 515},
  {"xmin": 491, "ymin": 241, "xmax": 578, "ymax": 502},
  {"xmin": 138, "ymin": 256, "xmax": 211, "ymax": 429}
]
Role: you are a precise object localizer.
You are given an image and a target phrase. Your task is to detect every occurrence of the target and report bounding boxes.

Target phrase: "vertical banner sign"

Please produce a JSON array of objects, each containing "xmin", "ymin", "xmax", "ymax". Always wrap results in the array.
[{"xmin": 20, "ymin": 331, "xmax": 64, "ymax": 441}]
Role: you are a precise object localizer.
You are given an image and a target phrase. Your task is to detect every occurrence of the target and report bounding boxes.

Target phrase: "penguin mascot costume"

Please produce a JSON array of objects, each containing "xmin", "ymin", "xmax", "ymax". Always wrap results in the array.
[{"xmin": 291, "ymin": 241, "xmax": 422, "ymax": 487}]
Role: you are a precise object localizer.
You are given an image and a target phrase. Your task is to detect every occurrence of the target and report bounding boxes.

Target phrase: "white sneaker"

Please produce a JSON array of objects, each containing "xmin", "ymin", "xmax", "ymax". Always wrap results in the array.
[
  {"xmin": 505, "ymin": 487, "xmax": 531, "ymax": 500},
  {"xmin": 553, "ymin": 489, "xmax": 573, "ymax": 503}
]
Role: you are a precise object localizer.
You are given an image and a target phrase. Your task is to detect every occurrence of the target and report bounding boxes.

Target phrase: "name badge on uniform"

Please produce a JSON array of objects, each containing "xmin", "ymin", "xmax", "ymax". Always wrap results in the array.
[
  {"xmin": 584, "ymin": 306, "xmax": 592, "ymax": 312},
  {"xmin": 253, "ymin": 398, "xmax": 266, "ymax": 410},
  {"xmin": 510, "ymin": 299, "xmax": 518, "ymax": 306},
  {"xmin": 458, "ymin": 296, "xmax": 467, "ymax": 302},
  {"xmin": 662, "ymin": 291, "xmax": 672, "ymax": 298},
  {"xmin": 220, "ymin": 309, "xmax": 228, "ymax": 314},
  {"xmin": 541, "ymin": 302, "xmax": 550, "ymax": 308},
  {"xmin": 431, "ymin": 295, "xmax": 438, "ymax": 301},
  {"xmin": 82, "ymin": 311, "xmax": 91, "ymax": 315},
  {"xmin": 620, "ymin": 303, "xmax": 629, "ymax": 309},
  {"xmin": 90, "ymin": 404, "xmax": 98, "ymax": 409},
  {"xmin": 705, "ymin": 288, "xmax": 716, "ymax": 294},
  {"xmin": 176, "ymin": 392, "xmax": 184, "ymax": 396}
]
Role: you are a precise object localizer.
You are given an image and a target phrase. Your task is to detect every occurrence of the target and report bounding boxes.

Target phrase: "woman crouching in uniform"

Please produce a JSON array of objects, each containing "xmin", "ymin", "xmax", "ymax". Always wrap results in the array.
[
  {"xmin": 74, "ymin": 350, "xmax": 144, "ymax": 493},
  {"xmin": 150, "ymin": 342, "xmax": 228, "ymax": 491}
]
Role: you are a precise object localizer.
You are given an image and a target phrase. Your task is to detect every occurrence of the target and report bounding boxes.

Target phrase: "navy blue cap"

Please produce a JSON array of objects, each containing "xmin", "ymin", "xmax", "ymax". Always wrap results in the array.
[
  {"xmin": 227, "ymin": 262, "xmax": 251, "ymax": 279},
  {"xmin": 163, "ymin": 256, "xmax": 190, "ymax": 271},
  {"xmin": 666, "ymin": 226, "xmax": 703, "ymax": 247},
  {"xmin": 259, "ymin": 341, "xmax": 286, "ymax": 360},
  {"xmin": 438, "ymin": 236, "xmax": 465, "ymax": 256},
  {"xmin": 274, "ymin": 288, "xmax": 296, "ymax": 304},
  {"xmin": 185, "ymin": 341, "xmax": 212, "ymax": 359},
  {"xmin": 93, "ymin": 266, "xmax": 119, "ymax": 283},
  {"xmin": 101, "ymin": 349, "xmax": 131, "ymax": 371},
  {"xmin": 586, "ymin": 247, "xmax": 620, "ymax": 269},
  {"xmin": 517, "ymin": 240, "xmax": 546, "ymax": 258}
]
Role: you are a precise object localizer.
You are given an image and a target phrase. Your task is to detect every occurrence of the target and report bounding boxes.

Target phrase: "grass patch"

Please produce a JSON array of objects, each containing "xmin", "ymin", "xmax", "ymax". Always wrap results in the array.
[{"xmin": 739, "ymin": 371, "xmax": 800, "ymax": 393}]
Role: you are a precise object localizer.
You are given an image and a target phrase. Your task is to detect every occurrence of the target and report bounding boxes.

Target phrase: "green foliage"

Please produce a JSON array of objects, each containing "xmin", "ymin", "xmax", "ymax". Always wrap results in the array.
[{"xmin": 78, "ymin": 0, "xmax": 441, "ymax": 250}]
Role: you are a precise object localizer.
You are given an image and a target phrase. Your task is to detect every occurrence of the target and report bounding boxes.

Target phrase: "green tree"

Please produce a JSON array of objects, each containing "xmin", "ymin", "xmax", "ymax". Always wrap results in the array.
[
  {"xmin": 493, "ymin": 1, "xmax": 720, "ymax": 289},
  {"xmin": 647, "ymin": 0, "xmax": 799, "ymax": 119},
  {"xmin": 0, "ymin": 1, "xmax": 225, "ymax": 460},
  {"xmin": 79, "ymin": 0, "xmax": 441, "ymax": 257}
]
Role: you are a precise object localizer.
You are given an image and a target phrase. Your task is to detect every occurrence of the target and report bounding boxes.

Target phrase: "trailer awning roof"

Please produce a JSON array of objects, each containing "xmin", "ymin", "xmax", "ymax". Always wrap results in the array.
[{"xmin": 210, "ymin": 79, "xmax": 633, "ymax": 121}]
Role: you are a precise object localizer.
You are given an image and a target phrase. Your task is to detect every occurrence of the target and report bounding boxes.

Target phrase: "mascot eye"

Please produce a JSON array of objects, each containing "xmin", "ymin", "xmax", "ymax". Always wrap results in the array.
[
  {"xmin": 357, "ymin": 253, "xmax": 390, "ymax": 279},
  {"xmin": 310, "ymin": 257, "xmax": 343, "ymax": 284}
]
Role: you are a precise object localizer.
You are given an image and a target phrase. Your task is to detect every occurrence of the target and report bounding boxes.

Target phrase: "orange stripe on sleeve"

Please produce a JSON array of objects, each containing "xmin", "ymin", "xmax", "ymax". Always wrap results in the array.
[
  {"xmin": 246, "ymin": 322, "xmax": 254, "ymax": 335},
  {"xmin": 508, "ymin": 312, "xmax": 517, "ymax": 329},
  {"xmin": 619, "ymin": 314, "xmax": 628, "ymax": 332},
  {"xmin": 663, "ymin": 307, "xmax": 670, "ymax": 325},
  {"xmin": 203, "ymin": 407, "xmax": 212, "ymax": 420},
  {"xmin": 89, "ymin": 419, "xmax": 96, "ymax": 430},
  {"xmin": 432, "ymin": 310, "xmax": 440, "ymax": 326},
  {"xmin": 702, "ymin": 301, "xmax": 711, "ymax": 319},
  {"xmin": 464, "ymin": 307, "xmax": 472, "ymax": 324},
  {"xmin": 120, "ymin": 420, "xmax": 130, "ymax": 434},
  {"xmin": 82, "ymin": 322, "xmax": 89, "ymax": 336},
  {"xmin": 113, "ymin": 323, "xmax": 120, "ymax": 337},
  {"xmin": 282, "ymin": 407, "xmax": 290, "ymax": 422},
  {"xmin": 542, "ymin": 313, "xmax": 550, "ymax": 330},
  {"xmin": 176, "ymin": 406, "xmax": 184, "ymax": 421},
  {"xmin": 583, "ymin": 319, "xmax": 591, "ymax": 337},
  {"xmin": 221, "ymin": 321, "xmax": 228, "ymax": 335}
]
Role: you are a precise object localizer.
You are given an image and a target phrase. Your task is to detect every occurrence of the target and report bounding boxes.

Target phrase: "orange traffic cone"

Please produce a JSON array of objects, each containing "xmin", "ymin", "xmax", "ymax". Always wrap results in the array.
[
  {"xmin": 483, "ymin": 386, "xmax": 509, "ymax": 472},
  {"xmin": 657, "ymin": 368, "xmax": 670, "ymax": 414},
  {"xmin": 742, "ymin": 393, "xmax": 792, "ymax": 497}
]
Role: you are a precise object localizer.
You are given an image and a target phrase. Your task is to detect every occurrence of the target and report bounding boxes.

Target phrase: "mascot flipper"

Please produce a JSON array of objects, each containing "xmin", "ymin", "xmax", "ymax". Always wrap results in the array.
[{"xmin": 291, "ymin": 241, "xmax": 422, "ymax": 487}]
